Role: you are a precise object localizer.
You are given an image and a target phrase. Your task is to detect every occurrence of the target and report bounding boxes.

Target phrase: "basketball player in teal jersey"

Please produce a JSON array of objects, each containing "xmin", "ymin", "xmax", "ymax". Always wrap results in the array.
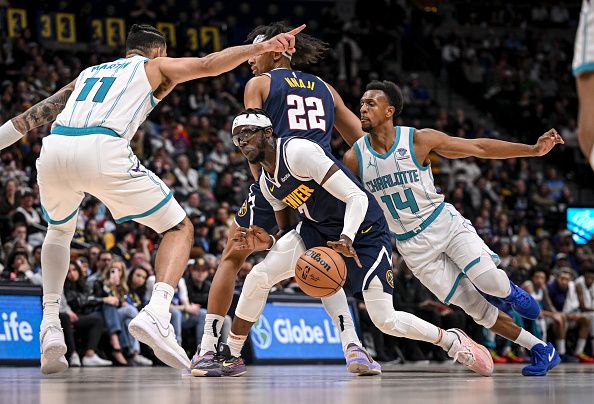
[
  {"xmin": 0, "ymin": 23, "xmax": 303, "ymax": 374},
  {"xmin": 343, "ymin": 80, "xmax": 564, "ymax": 376},
  {"xmin": 191, "ymin": 22, "xmax": 377, "ymax": 377},
  {"xmin": 574, "ymin": 0, "xmax": 594, "ymax": 170}
]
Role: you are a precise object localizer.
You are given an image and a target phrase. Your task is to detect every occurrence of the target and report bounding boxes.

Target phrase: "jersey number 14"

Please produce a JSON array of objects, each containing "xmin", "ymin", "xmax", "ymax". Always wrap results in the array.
[
  {"xmin": 380, "ymin": 188, "xmax": 420, "ymax": 220},
  {"xmin": 287, "ymin": 94, "xmax": 326, "ymax": 131}
]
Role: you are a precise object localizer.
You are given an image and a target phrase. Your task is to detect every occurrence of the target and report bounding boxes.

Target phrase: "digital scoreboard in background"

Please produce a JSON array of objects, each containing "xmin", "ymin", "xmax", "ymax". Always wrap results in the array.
[
  {"xmin": 249, "ymin": 297, "xmax": 358, "ymax": 362},
  {"xmin": 0, "ymin": 286, "xmax": 42, "ymax": 363},
  {"xmin": 567, "ymin": 207, "xmax": 594, "ymax": 245}
]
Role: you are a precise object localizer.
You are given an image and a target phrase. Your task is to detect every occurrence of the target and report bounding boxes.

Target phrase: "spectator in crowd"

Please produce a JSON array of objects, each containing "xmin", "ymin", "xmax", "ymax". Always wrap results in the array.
[
  {"xmin": 575, "ymin": 265, "xmax": 594, "ymax": 355},
  {"xmin": 61, "ymin": 261, "xmax": 112, "ymax": 367},
  {"xmin": 547, "ymin": 268, "xmax": 594, "ymax": 362}
]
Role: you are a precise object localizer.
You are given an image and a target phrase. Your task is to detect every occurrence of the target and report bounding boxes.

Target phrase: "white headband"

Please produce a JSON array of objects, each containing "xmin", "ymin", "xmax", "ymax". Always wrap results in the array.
[
  {"xmin": 232, "ymin": 113, "xmax": 273, "ymax": 133},
  {"xmin": 253, "ymin": 34, "xmax": 293, "ymax": 61}
]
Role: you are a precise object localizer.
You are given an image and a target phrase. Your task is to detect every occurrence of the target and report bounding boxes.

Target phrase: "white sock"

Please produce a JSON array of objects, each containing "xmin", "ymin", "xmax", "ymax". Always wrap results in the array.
[
  {"xmin": 514, "ymin": 328, "xmax": 546, "ymax": 350},
  {"xmin": 556, "ymin": 339, "xmax": 566, "ymax": 355},
  {"xmin": 41, "ymin": 293, "xmax": 61, "ymax": 329},
  {"xmin": 199, "ymin": 314, "xmax": 225, "ymax": 355},
  {"xmin": 227, "ymin": 332, "xmax": 247, "ymax": 358},
  {"xmin": 147, "ymin": 282, "xmax": 174, "ymax": 316},
  {"xmin": 436, "ymin": 329, "xmax": 458, "ymax": 351},
  {"xmin": 321, "ymin": 290, "xmax": 360, "ymax": 352},
  {"xmin": 576, "ymin": 338, "xmax": 587, "ymax": 354}
]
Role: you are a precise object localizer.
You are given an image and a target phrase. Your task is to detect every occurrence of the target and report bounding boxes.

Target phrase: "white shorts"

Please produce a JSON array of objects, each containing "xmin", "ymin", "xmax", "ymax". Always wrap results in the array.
[
  {"xmin": 396, "ymin": 203, "xmax": 500, "ymax": 304},
  {"xmin": 573, "ymin": 0, "xmax": 594, "ymax": 76},
  {"xmin": 36, "ymin": 133, "xmax": 185, "ymax": 233}
]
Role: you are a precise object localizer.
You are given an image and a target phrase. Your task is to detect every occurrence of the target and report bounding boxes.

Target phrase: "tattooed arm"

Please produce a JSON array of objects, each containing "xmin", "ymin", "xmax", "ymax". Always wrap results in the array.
[{"xmin": 11, "ymin": 80, "xmax": 76, "ymax": 134}]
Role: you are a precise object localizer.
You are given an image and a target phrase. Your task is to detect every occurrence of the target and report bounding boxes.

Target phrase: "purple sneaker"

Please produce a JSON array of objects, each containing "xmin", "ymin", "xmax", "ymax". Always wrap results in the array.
[
  {"xmin": 345, "ymin": 344, "xmax": 382, "ymax": 376},
  {"xmin": 190, "ymin": 351, "xmax": 224, "ymax": 377},
  {"xmin": 221, "ymin": 356, "xmax": 247, "ymax": 377}
]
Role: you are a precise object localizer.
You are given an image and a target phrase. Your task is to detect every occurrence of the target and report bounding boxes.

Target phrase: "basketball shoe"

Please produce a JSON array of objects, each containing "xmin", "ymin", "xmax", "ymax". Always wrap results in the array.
[
  {"xmin": 345, "ymin": 344, "xmax": 382, "ymax": 376},
  {"xmin": 503, "ymin": 281, "xmax": 541, "ymax": 320},
  {"xmin": 522, "ymin": 343, "xmax": 560, "ymax": 376},
  {"xmin": 447, "ymin": 329, "xmax": 494, "ymax": 377},
  {"xmin": 40, "ymin": 323, "xmax": 68, "ymax": 374},
  {"xmin": 190, "ymin": 350, "xmax": 225, "ymax": 377},
  {"xmin": 128, "ymin": 307, "xmax": 190, "ymax": 369}
]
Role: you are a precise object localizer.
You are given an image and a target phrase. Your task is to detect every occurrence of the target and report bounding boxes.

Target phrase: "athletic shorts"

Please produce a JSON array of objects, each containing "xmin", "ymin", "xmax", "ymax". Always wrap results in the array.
[
  {"xmin": 234, "ymin": 183, "xmax": 278, "ymax": 233},
  {"xmin": 297, "ymin": 218, "xmax": 394, "ymax": 296},
  {"xmin": 573, "ymin": 0, "xmax": 594, "ymax": 76},
  {"xmin": 37, "ymin": 132, "xmax": 185, "ymax": 233},
  {"xmin": 396, "ymin": 203, "xmax": 500, "ymax": 305}
]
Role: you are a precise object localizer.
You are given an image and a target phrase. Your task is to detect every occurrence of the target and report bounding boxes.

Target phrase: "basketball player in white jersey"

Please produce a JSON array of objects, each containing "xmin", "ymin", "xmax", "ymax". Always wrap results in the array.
[
  {"xmin": 574, "ymin": 0, "xmax": 594, "ymax": 170},
  {"xmin": 0, "ymin": 23, "xmax": 304, "ymax": 374},
  {"xmin": 343, "ymin": 80, "xmax": 564, "ymax": 376}
]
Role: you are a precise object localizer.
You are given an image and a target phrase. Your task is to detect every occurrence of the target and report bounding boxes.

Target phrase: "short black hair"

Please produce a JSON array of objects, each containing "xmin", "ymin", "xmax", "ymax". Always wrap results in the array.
[
  {"xmin": 365, "ymin": 80, "xmax": 404, "ymax": 119},
  {"xmin": 125, "ymin": 24, "xmax": 166, "ymax": 55},
  {"xmin": 247, "ymin": 21, "xmax": 328, "ymax": 66}
]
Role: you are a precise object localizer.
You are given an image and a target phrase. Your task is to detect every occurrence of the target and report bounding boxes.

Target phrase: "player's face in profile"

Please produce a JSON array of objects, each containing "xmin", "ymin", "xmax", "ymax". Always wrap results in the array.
[
  {"xmin": 248, "ymin": 52, "xmax": 275, "ymax": 76},
  {"xmin": 360, "ymin": 90, "xmax": 389, "ymax": 132}
]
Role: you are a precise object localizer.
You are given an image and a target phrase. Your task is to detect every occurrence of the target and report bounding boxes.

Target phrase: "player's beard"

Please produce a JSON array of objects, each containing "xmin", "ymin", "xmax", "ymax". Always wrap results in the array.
[
  {"xmin": 246, "ymin": 136, "xmax": 269, "ymax": 164},
  {"xmin": 361, "ymin": 120, "xmax": 372, "ymax": 132}
]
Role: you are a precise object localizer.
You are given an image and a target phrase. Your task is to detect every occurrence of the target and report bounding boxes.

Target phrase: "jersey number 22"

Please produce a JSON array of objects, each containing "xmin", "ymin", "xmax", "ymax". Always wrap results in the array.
[{"xmin": 287, "ymin": 95, "xmax": 326, "ymax": 131}]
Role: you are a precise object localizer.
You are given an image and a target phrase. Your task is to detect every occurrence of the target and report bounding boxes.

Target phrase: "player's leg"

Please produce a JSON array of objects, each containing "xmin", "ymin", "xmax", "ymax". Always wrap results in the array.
[
  {"xmin": 89, "ymin": 147, "xmax": 192, "ymax": 369},
  {"xmin": 574, "ymin": 0, "xmax": 594, "ymax": 168},
  {"xmin": 355, "ymin": 230, "xmax": 492, "ymax": 376},
  {"xmin": 447, "ymin": 279, "xmax": 559, "ymax": 376},
  {"xmin": 444, "ymin": 206, "xmax": 540, "ymax": 320},
  {"xmin": 36, "ymin": 150, "xmax": 84, "ymax": 374}
]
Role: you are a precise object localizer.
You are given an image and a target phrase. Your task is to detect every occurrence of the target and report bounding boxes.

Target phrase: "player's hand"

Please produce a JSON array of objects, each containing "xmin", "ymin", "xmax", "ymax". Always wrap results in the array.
[
  {"xmin": 533, "ymin": 128, "xmax": 564, "ymax": 156},
  {"xmin": 232, "ymin": 225, "xmax": 272, "ymax": 252},
  {"xmin": 262, "ymin": 24, "xmax": 306, "ymax": 54},
  {"xmin": 327, "ymin": 235, "xmax": 362, "ymax": 268},
  {"xmin": 68, "ymin": 311, "xmax": 79, "ymax": 323}
]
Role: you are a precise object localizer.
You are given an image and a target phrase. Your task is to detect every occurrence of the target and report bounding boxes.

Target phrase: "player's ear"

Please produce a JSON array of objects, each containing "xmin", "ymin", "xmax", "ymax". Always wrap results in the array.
[
  {"xmin": 272, "ymin": 52, "xmax": 283, "ymax": 62},
  {"xmin": 386, "ymin": 105, "xmax": 395, "ymax": 119},
  {"xmin": 264, "ymin": 127, "xmax": 274, "ymax": 138}
]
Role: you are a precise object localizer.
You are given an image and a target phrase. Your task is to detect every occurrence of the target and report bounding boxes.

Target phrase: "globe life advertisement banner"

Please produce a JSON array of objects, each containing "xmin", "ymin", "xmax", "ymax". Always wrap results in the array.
[
  {"xmin": 0, "ymin": 295, "xmax": 42, "ymax": 361},
  {"xmin": 250, "ymin": 301, "xmax": 355, "ymax": 360}
]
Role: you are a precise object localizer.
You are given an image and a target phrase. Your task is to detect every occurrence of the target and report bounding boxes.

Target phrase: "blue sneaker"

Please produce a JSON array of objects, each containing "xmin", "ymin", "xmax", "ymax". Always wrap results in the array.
[
  {"xmin": 504, "ymin": 281, "xmax": 540, "ymax": 320},
  {"xmin": 522, "ymin": 343, "xmax": 560, "ymax": 376},
  {"xmin": 345, "ymin": 344, "xmax": 381, "ymax": 376}
]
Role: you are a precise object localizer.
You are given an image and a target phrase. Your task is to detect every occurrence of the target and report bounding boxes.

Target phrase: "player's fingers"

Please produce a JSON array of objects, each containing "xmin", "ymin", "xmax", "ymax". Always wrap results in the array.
[
  {"xmin": 287, "ymin": 24, "xmax": 306, "ymax": 36},
  {"xmin": 353, "ymin": 252, "xmax": 362, "ymax": 268}
]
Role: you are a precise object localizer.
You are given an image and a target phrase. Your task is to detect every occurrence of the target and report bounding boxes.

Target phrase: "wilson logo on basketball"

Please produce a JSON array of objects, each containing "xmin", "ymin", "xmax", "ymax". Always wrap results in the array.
[{"xmin": 304, "ymin": 250, "xmax": 331, "ymax": 271}]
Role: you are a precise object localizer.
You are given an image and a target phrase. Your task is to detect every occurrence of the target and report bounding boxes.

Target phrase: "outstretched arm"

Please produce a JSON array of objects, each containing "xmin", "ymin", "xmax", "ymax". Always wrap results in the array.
[
  {"xmin": 154, "ymin": 25, "xmax": 305, "ymax": 87},
  {"xmin": 0, "ymin": 79, "xmax": 76, "ymax": 150},
  {"xmin": 419, "ymin": 128, "xmax": 564, "ymax": 161},
  {"xmin": 342, "ymin": 146, "xmax": 361, "ymax": 179}
]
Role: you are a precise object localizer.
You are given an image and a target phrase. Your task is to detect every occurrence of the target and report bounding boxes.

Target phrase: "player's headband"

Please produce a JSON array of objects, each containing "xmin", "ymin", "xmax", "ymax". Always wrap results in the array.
[
  {"xmin": 232, "ymin": 113, "xmax": 273, "ymax": 134},
  {"xmin": 253, "ymin": 34, "xmax": 293, "ymax": 61}
]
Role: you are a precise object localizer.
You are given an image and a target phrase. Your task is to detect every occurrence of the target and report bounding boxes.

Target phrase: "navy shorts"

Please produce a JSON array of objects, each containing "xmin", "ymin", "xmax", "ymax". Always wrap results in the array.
[
  {"xmin": 297, "ymin": 218, "xmax": 394, "ymax": 296},
  {"xmin": 234, "ymin": 183, "xmax": 279, "ymax": 234}
]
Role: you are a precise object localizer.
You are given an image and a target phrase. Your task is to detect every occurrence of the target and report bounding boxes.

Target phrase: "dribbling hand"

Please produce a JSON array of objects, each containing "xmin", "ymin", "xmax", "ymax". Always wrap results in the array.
[{"xmin": 327, "ymin": 235, "xmax": 362, "ymax": 268}]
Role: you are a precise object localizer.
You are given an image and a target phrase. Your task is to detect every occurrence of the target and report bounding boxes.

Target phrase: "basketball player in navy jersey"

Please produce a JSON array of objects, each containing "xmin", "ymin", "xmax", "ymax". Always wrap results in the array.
[
  {"xmin": 343, "ymin": 80, "xmax": 563, "ymax": 375},
  {"xmin": 210, "ymin": 108, "xmax": 493, "ymax": 377},
  {"xmin": 191, "ymin": 22, "xmax": 374, "ymax": 376}
]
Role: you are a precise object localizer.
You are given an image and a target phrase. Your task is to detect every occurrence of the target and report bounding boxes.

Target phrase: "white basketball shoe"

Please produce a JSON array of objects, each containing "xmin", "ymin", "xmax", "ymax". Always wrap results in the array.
[{"xmin": 40, "ymin": 324, "xmax": 68, "ymax": 374}]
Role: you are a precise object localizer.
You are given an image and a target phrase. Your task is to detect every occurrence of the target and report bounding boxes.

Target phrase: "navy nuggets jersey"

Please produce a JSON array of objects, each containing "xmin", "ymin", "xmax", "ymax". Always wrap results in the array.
[
  {"xmin": 260, "ymin": 137, "xmax": 384, "ymax": 240},
  {"xmin": 262, "ymin": 68, "xmax": 335, "ymax": 151}
]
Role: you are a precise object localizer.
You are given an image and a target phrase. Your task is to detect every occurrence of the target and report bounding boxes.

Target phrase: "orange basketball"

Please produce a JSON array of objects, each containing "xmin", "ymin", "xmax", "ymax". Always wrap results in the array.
[{"xmin": 295, "ymin": 247, "xmax": 346, "ymax": 298}]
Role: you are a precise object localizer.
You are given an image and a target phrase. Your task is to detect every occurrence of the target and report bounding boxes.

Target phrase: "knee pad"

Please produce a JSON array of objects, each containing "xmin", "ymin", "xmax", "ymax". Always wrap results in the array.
[
  {"xmin": 241, "ymin": 265, "xmax": 272, "ymax": 298},
  {"xmin": 44, "ymin": 225, "xmax": 75, "ymax": 247},
  {"xmin": 466, "ymin": 255, "xmax": 511, "ymax": 299},
  {"xmin": 452, "ymin": 289, "xmax": 498, "ymax": 328}
]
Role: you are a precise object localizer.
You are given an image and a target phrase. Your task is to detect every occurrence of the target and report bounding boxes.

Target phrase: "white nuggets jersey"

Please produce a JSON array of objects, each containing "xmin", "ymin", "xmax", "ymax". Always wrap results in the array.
[
  {"xmin": 354, "ymin": 126, "xmax": 444, "ymax": 241},
  {"xmin": 53, "ymin": 55, "xmax": 159, "ymax": 141}
]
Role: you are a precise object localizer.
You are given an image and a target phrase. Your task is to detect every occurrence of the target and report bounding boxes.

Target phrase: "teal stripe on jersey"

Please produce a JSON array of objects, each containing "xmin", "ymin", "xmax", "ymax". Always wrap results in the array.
[
  {"xmin": 410, "ymin": 128, "xmax": 430, "ymax": 171},
  {"xmin": 114, "ymin": 191, "xmax": 173, "ymax": 223},
  {"xmin": 353, "ymin": 142, "xmax": 364, "ymax": 180},
  {"xmin": 51, "ymin": 125, "xmax": 119, "ymax": 137},
  {"xmin": 69, "ymin": 67, "xmax": 102, "ymax": 126},
  {"xmin": 444, "ymin": 272, "xmax": 466, "ymax": 305},
  {"xmin": 364, "ymin": 128, "xmax": 400, "ymax": 159},
  {"xmin": 100, "ymin": 60, "xmax": 142, "ymax": 125},
  {"xmin": 371, "ymin": 151, "xmax": 407, "ymax": 233},
  {"xmin": 41, "ymin": 205, "xmax": 79, "ymax": 225},
  {"xmin": 392, "ymin": 202, "xmax": 445, "ymax": 241},
  {"xmin": 407, "ymin": 128, "xmax": 437, "ymax": 209},
  {"xmin": 121, "ymin": 92, "xmax": 151, "ymax": 137}
]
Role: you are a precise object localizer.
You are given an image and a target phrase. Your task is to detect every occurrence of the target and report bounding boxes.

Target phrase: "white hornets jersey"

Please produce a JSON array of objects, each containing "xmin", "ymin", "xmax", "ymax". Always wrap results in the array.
[
  {"xmin": 53, "ymin": 55, "xmax": 159, "ymax": 141},
  {"xmin": 354, "ymin": 126, "xmax": 445, "ymax": 241}
]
